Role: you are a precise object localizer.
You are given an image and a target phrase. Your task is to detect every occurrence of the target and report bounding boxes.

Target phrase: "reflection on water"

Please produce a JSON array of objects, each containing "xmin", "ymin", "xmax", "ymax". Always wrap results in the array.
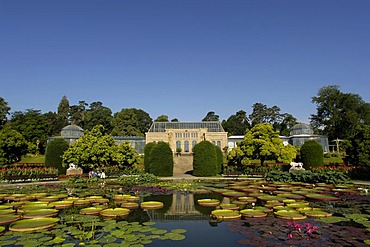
[{"xmin": 146, "ymin": 192, "xmax": 230, "ymax": 221}]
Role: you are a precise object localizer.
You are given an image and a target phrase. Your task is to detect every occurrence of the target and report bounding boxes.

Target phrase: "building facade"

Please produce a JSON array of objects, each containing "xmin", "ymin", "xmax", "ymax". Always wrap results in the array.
[{"xmin": 145, "ymin": 122, "xmax": 228, "ymax": 154}]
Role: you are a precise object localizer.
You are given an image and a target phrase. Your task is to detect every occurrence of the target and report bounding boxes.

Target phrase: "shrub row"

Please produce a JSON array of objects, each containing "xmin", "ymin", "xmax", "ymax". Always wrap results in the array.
[{"xmin": 264, "ymin": 169, "xmax": 350, "ymax": 184}]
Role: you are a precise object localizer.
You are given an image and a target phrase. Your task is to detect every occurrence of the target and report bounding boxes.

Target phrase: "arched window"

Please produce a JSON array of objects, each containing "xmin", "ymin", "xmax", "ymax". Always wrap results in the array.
[
  {"xmin": 217, "ymin": 141, "xmax": 221, "ymax": 148},
  {"xmin": 176, "ymin": 141, "xmax": 181, "ymax": 150},
  {"xmin": 184, "ymin": 141, "xmax": 189, "ymax": 152}
]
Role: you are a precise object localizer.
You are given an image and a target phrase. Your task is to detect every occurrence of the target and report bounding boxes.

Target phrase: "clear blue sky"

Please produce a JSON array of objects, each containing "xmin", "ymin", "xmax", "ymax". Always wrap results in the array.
[{"xmin": 1, "ymin": 0, "xmax": 369, "ymax": 123}]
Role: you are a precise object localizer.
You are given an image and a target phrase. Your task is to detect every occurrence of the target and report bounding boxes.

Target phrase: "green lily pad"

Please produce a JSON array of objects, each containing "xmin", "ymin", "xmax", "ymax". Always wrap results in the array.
[
  {"xmin": 274, "ymin": 210, "xmax": 306, "ymax": 220},
  {"xmin": 305, "ymin": 193, "xmax": 340, "ymax": 201},
  {"xmin": 22, "ymin": 209, "xmax": 59, "ymax": 218},
  {"xmin": 240, "ymin": 209, "xmax": 267, "ymax": 218},
  {"xmin": 211, "ymin": 209, "xmax": 241, "ymax": 221},
  {"xmin": 165, "ymin": 232, "xmax": 185, "ymax": 240},
  {"xmin": 319, "ymin": 216, "xmax": 351, "ymax": 223},
  {"xmin": 171, "ymin": 228, "xmax": 187, "ymax": 234},
  {"xmin": 220, "ymin": 203, "xmax": 239, "ymax": 210},
  {"xmin": 100, "ymin": 208, "xmax": 130, "ymax": 218},
  {"xmin": 140, "ymin": 201, "xmax": 164, "ymax": 210},
  {"xmin": 304, "ymin": 210, "xmax": 332, "ymax": 218},
  {"xmin": 80, "ymin": 207, "xmax": 104, "ymax": 215},
  {"xmin": 0, "ymin": 209, "xmax": 16, "ymax": 215},
  {"xmin": 9, "ymin": 217, "xmax": 59, "ymax": 232},
  {"xmin": 197, "ymin": 199, "xmax": 220, "ymax": 207}
]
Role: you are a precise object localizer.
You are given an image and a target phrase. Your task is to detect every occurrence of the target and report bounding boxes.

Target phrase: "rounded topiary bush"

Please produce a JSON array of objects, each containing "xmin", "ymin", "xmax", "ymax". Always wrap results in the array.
[
  {"xmin": 300, "ymin": 140, "xmax": 324, "ymax": 169},
  {"xmin": 193, "ymin": 141, "xmax": 217, "ymax": 177},
  {"xmin": 45, "ymin": 138, "xmax": 70, "ymax": 175},
  {"xmin": 144, "ymin": 142, "xmax": 156, "ymax": 173},
  {"xmin": 148, "ymin": 141, "xmax": 173, "ymax": 177},
  {"xmin": 214, "ymin": 146, "xmax": 223, "ymax": 175}
]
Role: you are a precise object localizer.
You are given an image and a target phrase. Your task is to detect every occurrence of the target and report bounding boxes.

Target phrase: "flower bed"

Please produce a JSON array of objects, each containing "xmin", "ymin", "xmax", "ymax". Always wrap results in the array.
[{"xmin": 0, "ymin": 167, "xmax": 58, "ymax": 182}]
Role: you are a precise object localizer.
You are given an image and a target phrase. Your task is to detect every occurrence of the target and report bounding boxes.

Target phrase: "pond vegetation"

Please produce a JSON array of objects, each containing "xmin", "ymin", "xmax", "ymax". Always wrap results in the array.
[{"xmin": 0, "ymin": 178, "xmax": 370, "ymax": 246}]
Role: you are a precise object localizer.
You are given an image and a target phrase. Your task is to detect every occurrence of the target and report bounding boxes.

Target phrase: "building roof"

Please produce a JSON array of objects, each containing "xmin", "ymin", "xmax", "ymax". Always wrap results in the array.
[
  {"xmin": 62, "ymin": 124, "xmax": 84, "ymax": 132},
  {"xmin": 147, "ymin": 121, "xmax": 225, "ymax": 133}
]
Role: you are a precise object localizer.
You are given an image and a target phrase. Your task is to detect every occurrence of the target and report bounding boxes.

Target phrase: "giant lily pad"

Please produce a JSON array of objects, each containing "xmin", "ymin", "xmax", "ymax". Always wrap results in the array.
[
  {"xmin": 304, "ymin": 210, "xmax": 332, "ymax": 218},
  {"xmin": 238, "ymin": 197, "xmax": 257, "ymax": 203},
  {"xmin": 121, "ymin": 202, "xmax": 139, "ymax": 209},
  {"xmin": 197, "ymin": 199, "xmax": 220, "ymax": 207},
  {"xmin": 38, "ymin": 196, "xmax": 61, "ymax": 202},
  {"xmin": 240, "ymin": 209, "xmax": 267, "ymax": 218},
  {"xmin": 141, "ymin": 201, "xmax": 164, "ymax": 210},
  {"xmin": 274, "ymin": 210, "xmax": 307, "ymax": 220},
  {"xmin": 9, "ymin": 217, "xmax": 59, "ymax": 232},
  {"xmin": 80, "ymin": 207, "xmax": 104, "ymax": 215},
  {"xmin": 211, "ymin": 209, "xmax": 241, "ymax": 221},
  {"xmin": 86, "ymin": 196, "xmax": 109, "ymax": 204},
  {"xmin": 0, "ymin": 214, "xmax": 21, "ymax": 225},
  {"xmin": 0, "ymin": 208, "xmax": 16, "ymax": 215},
  {"xmin": 48, "ymin": 200, "xmax": 73, "ymax": 209},
  {"xmin": 100, "ymin": 208, "xmax": 130, "ymax": 218},
  {"xmin": 305, "ymin": 193, "xmax": 340, "ymax": 201},
  {"xmin": 22, "ymin": 209, "xmax": 59, "ymax": 218},
  {"xmin": 220, "ymin": 203, "xmax": 239, "ymax": 210}
]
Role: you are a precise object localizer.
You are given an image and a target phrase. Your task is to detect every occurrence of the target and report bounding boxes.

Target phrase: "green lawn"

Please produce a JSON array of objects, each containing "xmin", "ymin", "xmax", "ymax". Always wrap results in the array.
[{"xmin": 20, "ymin": 155, "xmax": 45, "ymax": 163}]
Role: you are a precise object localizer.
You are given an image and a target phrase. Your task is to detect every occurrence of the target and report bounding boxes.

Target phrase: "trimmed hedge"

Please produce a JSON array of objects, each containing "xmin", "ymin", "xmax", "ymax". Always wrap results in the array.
[
  {"xmin": 300, "ymin": 140, "xmax": 324, "ymax": 169},
  {"xmin": 214, "ymin": 145, "xmax": 223, "ymax": 175},
  {"xmin": 143, "ymin": 142, "xmax": 156, "ymax": 173},
  {"xmin": 45, "ymin": 138, "xmax": 70, "ymax": 175},
  {"xmin": 148, "ymin": 141, "xmax": 174, "ymax": 177},
  {"xmin": 193, "ymin": 141, "xmax": 217, "ymax": 177}
]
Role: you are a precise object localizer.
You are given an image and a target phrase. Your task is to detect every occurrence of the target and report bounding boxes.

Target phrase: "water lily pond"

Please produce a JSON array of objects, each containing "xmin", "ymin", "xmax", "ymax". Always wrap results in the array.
[{"xmin": 1, "ymin": 179, "xmax": 370, "ymax": 246}]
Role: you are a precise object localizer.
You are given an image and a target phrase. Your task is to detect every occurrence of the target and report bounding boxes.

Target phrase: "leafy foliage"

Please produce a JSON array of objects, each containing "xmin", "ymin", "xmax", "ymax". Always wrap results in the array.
[
  {"xmin": 62, "ymin": 125, "xmax": 139, "ymax": 171},
  {"xmin": 9, "ymin": 109, "xmax": 50, "ymax": 154},
  {"xmin": 112, "ymin": 141, "xmax": 140, "ymax": 169},
  {"xmin": 193, "ymin": 141, "xmax": 218, "ymax": 176},
  {"xmin": 148, "ymin": 141, "xmax": 173, "ymax": 177},
  {"xmin": 45, "ymin": 138, "xmax": 70, "ymax": 175},
  {"xmin": 300, "ymin": 140, "xmax": 324, "ymax": 169},
  {"xmin": 117, "ymin": 173, "xmax": 158, "ymax": 187},
  {"xmin": 202, "ymin": 111, "xmax": 219, "ymax": 121},
  {"xmin": 264, "ymin": 169, "xmax": 350, "ymax": 184},
  {"xmin": 111, "ymin": 108, "xmax": 152, "ymax": 136},
  {"xmin": 0, "ymin": 126, "xmax": 28, "ymax": 165},
  {"xmin": 311, "ymin": 85, "xmax": 370, "ymax": 140},
  {"xmin": 144, "ymin": 142, "xmax": 156, "ymax": 173},
  {"xmin": 227, "ymin": 123, "xmax": 297, "ymax": 166},
  {"xmin": 345, "ymin": 124, "xmax": 370, "ymax": 166},
  {"xmin": 0, "ymin": 97, "xmax": 11, "ymax": 127},
  {"xmin": 214, "ymin": 145, "xmax": 223, "ymax": 174},
  {"xmin": 221, "ymin": 110, "xmax": 250, "ymax": 136}
]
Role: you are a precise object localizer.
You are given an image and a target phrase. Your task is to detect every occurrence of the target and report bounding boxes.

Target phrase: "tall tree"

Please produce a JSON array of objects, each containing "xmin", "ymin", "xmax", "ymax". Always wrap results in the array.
[
  {"xmin": 345, "ymin": 124, "xmax": 370, "ymax": 166},
  {"xmin": 311, "ymin": 85, "xmax": 370, "ymax": 140},
  {"xmin": 69, "ymin": 100, "xmax": 88, "ymax": 128},
  {"xmin": 249, "ymin": 103, "xmax": 268, "ymax": 126},
  {"xmin": 0, "ymin": 126, "xmax": 28, "ymax": 165},
  {"xmin": 111, "ymin": 108, "xmax": 152, "ymax": 136},
  {"xmin": 0, "ymin": 97, "xmax": 11, "ymax": 128},
  {"xmin": 227, "ymin": 123, "xmax": 297, "ymax": 166},
  {"xmin": 202, "ymin": 111, "xmax": 219, "ymax": 121},
  {"xmin": 84, "ymin": 102, "xmax": 113, "ymax": 132},
  {"xmin": 221, "ymin": 110, "xmax": 250, "ymax": 136},
  {"xmin": 278, "ymin": 113, "xmax": 298, "ymax": 136},
  {"xmin": 154, "ymin": 115, "xmax": 169, "ymax": 122},
  {"xmin": 57, "ymin": 96, "xmax": 70, "ymax": 126},
  {"xmin": 43, "ymin": 111, "xmax": 65, "ymax": 137},
  {"xmin": 9, "ymin": 109, "xmax": 49, "ymax": 154}
]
